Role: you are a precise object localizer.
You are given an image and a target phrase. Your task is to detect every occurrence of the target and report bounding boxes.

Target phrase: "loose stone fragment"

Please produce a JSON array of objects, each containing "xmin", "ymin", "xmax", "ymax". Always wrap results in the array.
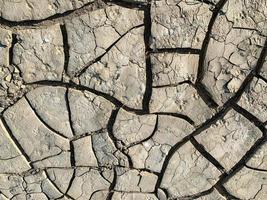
[
  {"xmin": 149, "ymin": 84, "xmax": 215, "ymax": 125},
  {"xmin": 196, "ymin": 109, "xmax": 262, "ymax": 171},
  {"xmin": 224, "ymin": 167, "xmax": 267, "ymax": 200},
  {"xmin": 66, "ymin": 5, "xmax": 144, "ymax": 76},
  {"xmin": 160, "ymin": 142, "xmax": 221, "ymax": 198},
  {"xmin": 0, "ymin": 119, "xmax": 30, "ymax": 173},
  {"xmin": 4, "ymin": 98, "xmax": 71, "ymax": 168},
  {"xmin": 79, "ymin": 26, "xmax": 146, "ymax": 109},
  {"xmin": 128, "ymin": 115, "xmax": 194, "ymax": 172},
  {"xmin": 151, "ymin": 0, "xmax": 212, "ymax": 49},
  {"xmin": 26, "ymin": 86, "xmax": 73, "ymax": 138},
  {"xmin": 151, "ymin": 53, "xmax": 199, "ymax": 86},
  {"xmin": 113, "ymin": 109, "xmax": 157, "ymax": 146},
  {"xmin": 13, "ymin": 25, "xmax": 64, "ymax": 83},
  {"xmin": 238, "ymin": 78, "xmax": 267, "ymax": 123},
  {"xmin": 68, "ymin": 89, "xmax": 114, "ymax": 136}
]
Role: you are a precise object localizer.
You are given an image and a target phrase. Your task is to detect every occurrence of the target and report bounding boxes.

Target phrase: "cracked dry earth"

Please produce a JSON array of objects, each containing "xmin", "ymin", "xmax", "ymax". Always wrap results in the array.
[{"xmin": 0, "ymin": 0, "xmax": 266, "ymax": 200}]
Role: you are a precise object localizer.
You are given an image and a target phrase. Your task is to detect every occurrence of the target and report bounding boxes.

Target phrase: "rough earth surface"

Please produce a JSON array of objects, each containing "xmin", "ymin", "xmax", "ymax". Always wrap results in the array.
[{"xmin": 0, "ymin": 0, "xmax": 266, "ymax": 199}]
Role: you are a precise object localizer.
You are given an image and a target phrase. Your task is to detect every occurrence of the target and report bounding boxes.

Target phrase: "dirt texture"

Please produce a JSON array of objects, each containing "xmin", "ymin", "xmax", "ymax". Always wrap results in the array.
[{"xmin": 0, "ymin": 0, "xmax": 266, "ymax": 199}]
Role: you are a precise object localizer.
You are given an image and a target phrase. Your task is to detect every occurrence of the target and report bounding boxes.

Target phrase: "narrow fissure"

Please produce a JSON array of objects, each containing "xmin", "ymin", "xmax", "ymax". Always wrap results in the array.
[
  {"xmin": 196, "ymin": 0, "xmax": 228, "ymax": 83},
  {"xmin": 60, "ymin": 24, "xmax": 70, "ymax": 77},
  {"xmin": 190, "ymin": 137, "xmax": 226, "ymax": 173},
  {"xmin": 0, "ymin": 116, "xmax": 33, "ymax": 168},
  {"xmin": 9, "ymin": 33, "xmax": 18, "ymax": 66},
  {"xmin": 107, "ymin": 108, "xmax": 133, "ymax": 168},
  {"xmin": 142, "ymin": 2, "xmax": 153, "ymax": 113}
]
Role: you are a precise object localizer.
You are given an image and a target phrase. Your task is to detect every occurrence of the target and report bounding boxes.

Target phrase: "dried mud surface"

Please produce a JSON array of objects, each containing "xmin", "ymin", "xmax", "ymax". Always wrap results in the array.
[{"xmin": 0, "ymin": 0, "xmax": 266, "ymax": 199}]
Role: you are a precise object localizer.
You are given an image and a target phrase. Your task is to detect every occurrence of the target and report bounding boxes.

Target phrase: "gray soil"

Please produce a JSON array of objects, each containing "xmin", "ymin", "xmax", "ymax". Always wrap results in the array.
[{"xmin": 0, "ymin": 0, "xmax": 266, "ymax": 199}]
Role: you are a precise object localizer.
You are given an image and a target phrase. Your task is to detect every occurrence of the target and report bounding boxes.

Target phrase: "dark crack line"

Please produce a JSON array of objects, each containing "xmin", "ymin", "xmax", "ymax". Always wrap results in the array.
[
  {"xmin": 214, "ymin": 183, "xmax": 240, "ymax": 200},
  {"xmin": 149, "ymin": 47, "xmax": 201, "ymax": 54},
  {"xmin": 110, "ymin": 190, "xmax": 155, "ymax": 194},
  {"xmin": 70, "ymin": 141, "xmax": 76, "ymax": 167},
  {"xmin": 24, "ymin": 95, "xmax": 69, "ymax": 140},
  {"xmin": 232, "ymin": 26, "xmax": 266, "ymax": 36},
  {"xmin": 64, "ymin": 170, "xmax": 76, "ymax": 198},
  {"xmin": 215, "ymin": 134, "xmax": 267, "ymax": 199},
  {"xmin": 1, "ymin": 164, "xmax": 160, "ymax": 178},
  {"xmin": 197, "ymin": 40, "xmax": 267, "ymax": 197},
  {"xmin": 232, "ymin": 103, "xmax": 266, "ymax": 133},
  {"xmin": 152, "ymin": 80, "xmax": 192, "ymax": 88},
  {"xmin": 89, "ymin": 189, "xmax": 107, "ymax": 200},
  {"xmin": 104, "ymin": 0, "xmax": 148, "ymax": 10},
  {"xmin": 0, "ymin": 155, "xmax": 21, "ymax": 161},
  {"xmin": 75, "ymin": 24, "xmax": 144, "ymax": 77},
  {"xmin": 176, "ymin": 187, "xmax": 214, "ymax": 200},
  {"xmin": 60, "ymin": 24, "xmax": 70, "ymax": 78},
  {"xmin": 154, "ymin": 106, "xmax": 230, "ymax": 192},
  {"xmin": 107, "ymin": 108, "xmax": 133, "ymax": 168},
  {"xmin": 193, "ymin": 82, "xmax": 219, "ymax": 108},
  {"xmin": 153, "ymin": 80, "xmax": 219, "ymax": 109},
  {"xmin": 196, "ymin": 0, "xmax": 216, "ymax": 7},
  {"xmin": 189, "ymin": 0, "xmax": 227, "ymax": 109},
  {"xmin": 10, "ymin": 193, "xmax": 25, "ymax": 200},
  {"xmin": 30, "ymin": 149, "xmax": 65, "ymax": 165},
  {"xmin": 244, "ymin": 165, "xmax": 267, "ymax": 172},
  {"xmin": 0, "ymin": 116, "xmax": 33, "ymax": 168},
  {"xmin": 70, "ymin": 128, "xmax": 106, "ymax": 141},
  {"xmin": 0, "ymin": 1, "xmax": 147, "ymax": 29},
  {"xmin": 115, "ymin": 164, "xmax": 159, "ymax": 176},
  {"xmin": 0, "ymin": 3, "xmax": 265, "ymax": 199},
  {"xmin": 64, "ymin": 142, "xmax": 76, "ymax": 197},
  {"xmin": 156, "ymin": 188, "xmax": 169, "ymax": 199},
  {"xmin": 106, "ymin": 168, "xmax": 117, "ymax": 200},
  {"xmin": 0, "ymin": 1, "xmax": 96, "ymax": 28},
  {"xmin": 257, "ymin": 74, "xmax": 267, "ymax": 83},
  {"xmin": 0, "ymin": 192, "xmax": 9, "ymax": 200},
  {"xmin": 252, "ymin": 184, "xmax": 265, "ymax": 200},
  {"xmin": 152, "ymin": 112, "xmax": 195, "ymax": 126},
  {"xmin": 44, "ymin": 170, "xmax": 66, "ymax": 196},
  {"xmin": 190, "ymin": 137, "xmax": 226, "ymax": 173},
  {"xmin": 127, "ymin": 115, "xmax": 158, "ymax": 148},
  {"xmin": 254, "ymin": 39, "xmax": 267, "ymax": 74},
  {"xmin": 9, "ymin": 34, "xmax": 18, "ymax": 66},
  {"xmin": 26, "ymin": 80, "xmax": 146, "ymax": 114},
  {"xmin": 224, "ymin": 38, "xmax": 267, "ymax": 107},
  {"xmin": 142, "ymin": 3, "xmax": 152, "ymax": 113},
  {"xmin": 65, "ymin": 87, "xmax": 76, "ymax": 136},
  {"xmin": 196, "ymin": 0, "xmax": 228, "ymax": 83}
]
